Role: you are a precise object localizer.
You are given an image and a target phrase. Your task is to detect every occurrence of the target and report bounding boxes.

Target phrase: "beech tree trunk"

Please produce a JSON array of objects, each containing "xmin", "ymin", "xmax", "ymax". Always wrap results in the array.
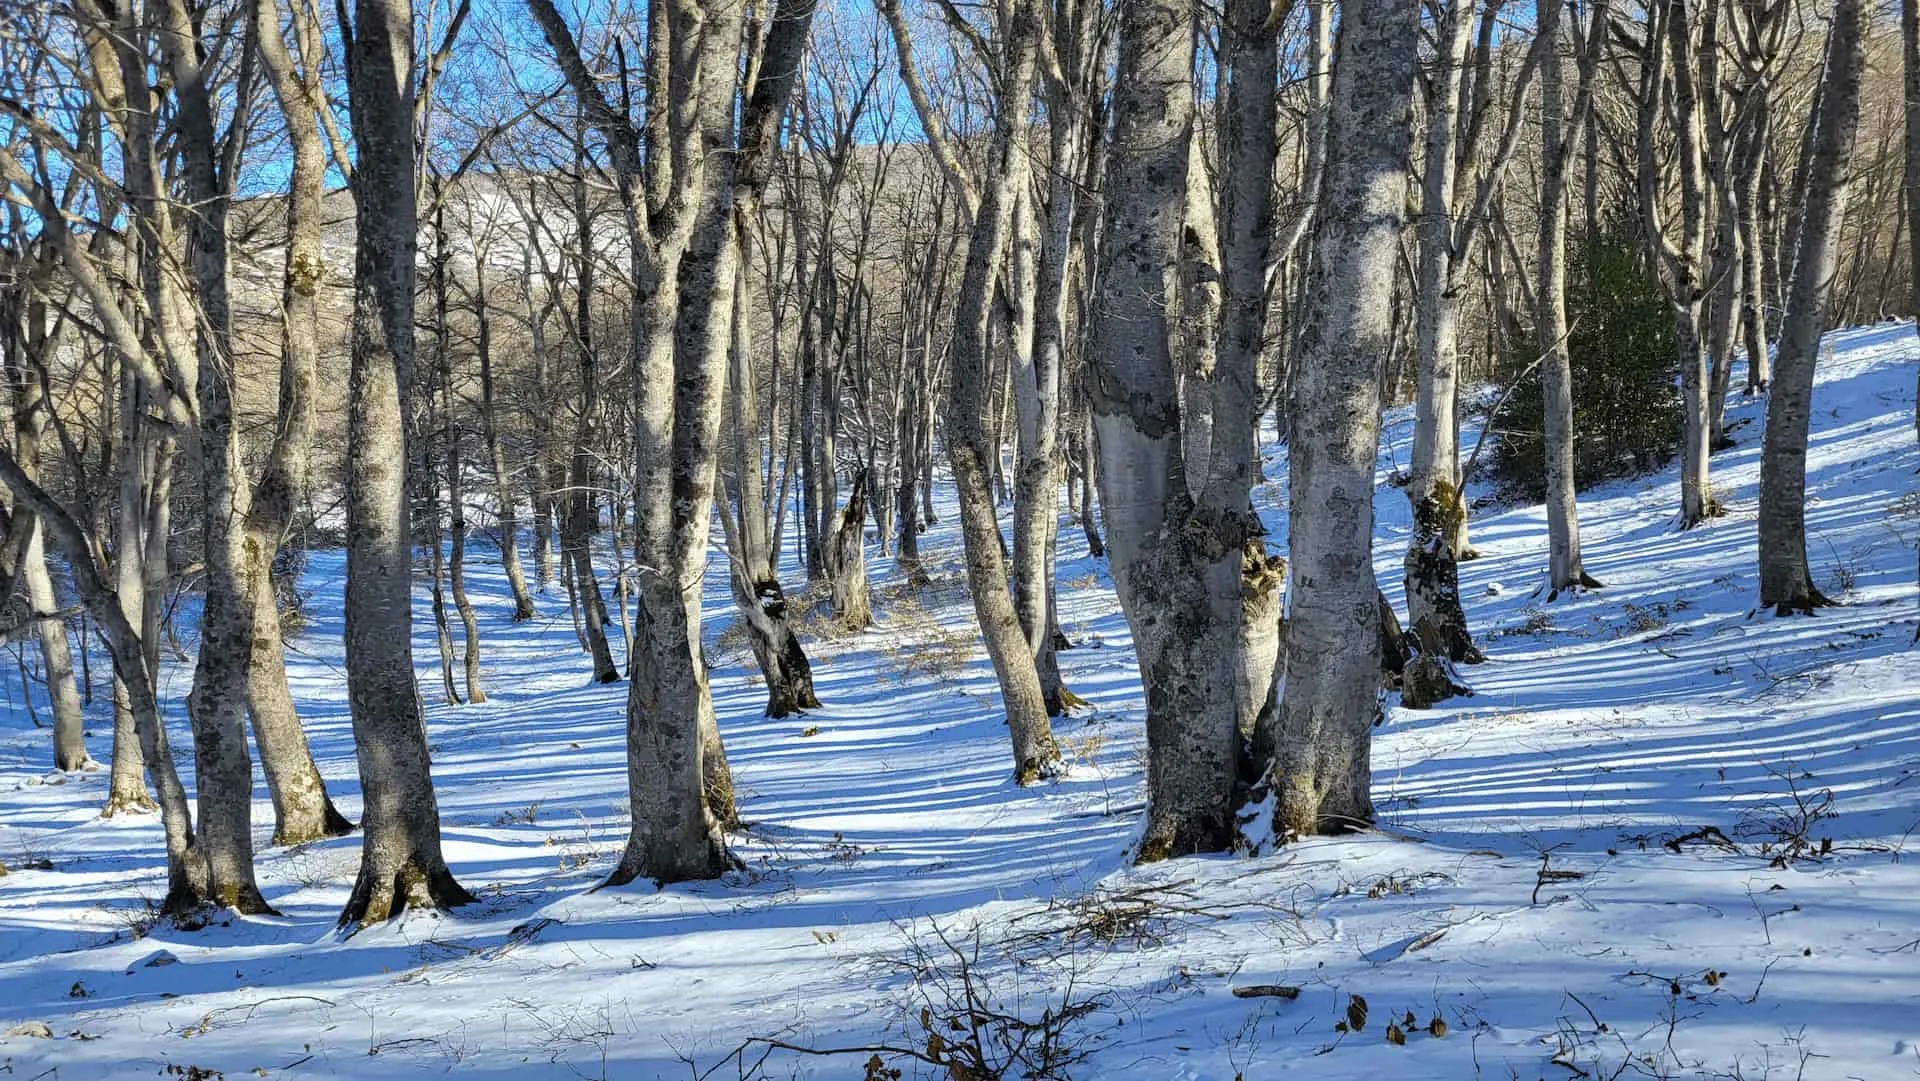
[
  {"xmin": 475, "ymin": 259, "xmax": 537, "ymax": 621},
  {"xmin": 1269, "ymin": 0, "xmax": 1415, "ymax": 838},
  {"xmin": 826, "ymin": 469, "xmax": 872, "ymax": 631},
  {"xmin": 104, "ymin": 391, "xmax": 158, "ymax": 818},
  {"xmin": 563, "ymin": 150, "xmax": 619, "ymax": 685},
  {"xmin": 1405, "ymin": 0, "xmax": 1526, "ymax": 674},
  {"xmin": 532, "ymin": 0, "xmax": 815, "ymax": 885},
  {"xmin": 248, "ymin": 0, "xmax": 355, "ymax": 845},
  {"xmin": 1760, "ymin": 0, "xmax": 1865, "ymax": 614},
  {"xmin": 339, "ymin": 0, "xmax": 474, "ymax": 927},
  {"xmin": 881, "ymin": 0, "xmax": 1060, "ymax": 782},
  {"xmin": 0, "ymin": 454, "xmax": 206, "ymax": 913},
  {"xmin": 723, "ymin": 256, "xmax": 820, "ymax": 717},
  {"xmin": 1089, "ymin": 0, "xmax": 1258, "ymax": 859},
  {"xmin": 1, "ymin": 294, "xmax": 88, "ymax": 770},
  {"xmin": 158, "ymin": 0, "xmax": 271, "ymax": 913},
  {"xmin": 1536, "ymin": 0, "xmax": 1606, "ymax": 597},
  {"xmin": 26, "ymin": 531, "xmax": 86, "ymax": 770}
]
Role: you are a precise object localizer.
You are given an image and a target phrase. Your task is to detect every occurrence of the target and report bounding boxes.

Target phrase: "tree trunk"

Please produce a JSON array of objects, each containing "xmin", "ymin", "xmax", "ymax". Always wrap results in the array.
[
  {"xmin": 881, "ymin": 0, "xmax": 1059, "ymax": 782},
  {"xmin": 27, "ymin": 543, "xmax": 87, "ymax": 771},
  {"xmin": 0, "ymin": 451, "xmax": 207, "ymax": 913},
  {"xmin": 1089, "ymin": 0, "xmax": 1255, "ymax": 859},
  {"xmin": 422, "ymin": 465, "xmax": 461, "ymax": 704},
  {"xmin": 103, "ymin": 390, "xmax": 158, "ymax": 819},
  {"xmin": 827, "ymin": 469, "xmax": 872, "ymax": 631},
  {"xmin": 159, "ymin": 0, "xmax": 270, "ymax": 913},
  {"xmin": 432, "ymin": 207, "xmax": 485, "ymax": 704},
  {"xmin": 448, "ymin": 432, "xmax": 485, "ymax": 704},
  {"xmin": 2, "ymin": 298, "xmax": 88, "ymax": 770},
  {"xmin": 527, "ymin": 0, "xmax": 815, "ymax": 885},
  {"xmin": 1905, "ymin": 0, "xmax": 1920, "ymax": 442},
  {"xmin": 945, "ymin": 14, "xmax": 1060, "ymax": 784},
  {"xmin": 339, "ymin": 0, "xmax": 474, "ymax": 927},
  {"xmin": 724, "ymin": 252, "xmax": 820, "ymax": 716},
  {"xmin": 1760, "ymin": 0, "xmax": 1865, "ymax": 614},
  {"xmin": 246, "ymin": 0, "xmax": 355, "ymax": 846},
  {"xmin": 1269, "ymin": 0, "xmax": 1414, "ymax": 838},
  {"xmin": 1405, "ymin": 0, "xmax": 1487, "ymax": 672},
  {"xmin": 565, "ymin": 150, "xmax": 619, "ymax": 685},
  {"xmin": 1536, "ymin": 0, "xmax": 1606, "ymax": 597},
  {"xmin": 475, "ymin": 261, "xmax": 537, "ymax": 620}
]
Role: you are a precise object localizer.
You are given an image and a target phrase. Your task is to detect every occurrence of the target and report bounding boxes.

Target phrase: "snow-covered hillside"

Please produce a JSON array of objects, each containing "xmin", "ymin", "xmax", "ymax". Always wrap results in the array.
[{"xmin": 0, "ymin": 325, "xmax": 1914, "ymax": 1081}]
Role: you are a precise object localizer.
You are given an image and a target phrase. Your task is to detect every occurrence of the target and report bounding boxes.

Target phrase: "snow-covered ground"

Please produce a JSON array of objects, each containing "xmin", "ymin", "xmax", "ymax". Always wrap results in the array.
[{"xmin": 0, "ymin": 324, "xmax": 1915, "ymax": 1081}]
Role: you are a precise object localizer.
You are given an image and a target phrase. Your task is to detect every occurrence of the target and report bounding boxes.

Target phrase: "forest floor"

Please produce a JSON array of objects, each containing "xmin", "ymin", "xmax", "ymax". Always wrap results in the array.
[{"xmin": 0, "ymin": 324, "xmax": 1916, "ymax": 1081}]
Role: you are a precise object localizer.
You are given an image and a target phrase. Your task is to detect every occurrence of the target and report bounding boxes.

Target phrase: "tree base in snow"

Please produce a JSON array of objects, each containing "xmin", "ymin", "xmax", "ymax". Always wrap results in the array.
[
  {"xmin": 339, "ymin": 860, "xmax": 475, "ymax": 930},
  {"xmin": 271, "ymin": 801, "xmax": 355, "ymax": 847}
]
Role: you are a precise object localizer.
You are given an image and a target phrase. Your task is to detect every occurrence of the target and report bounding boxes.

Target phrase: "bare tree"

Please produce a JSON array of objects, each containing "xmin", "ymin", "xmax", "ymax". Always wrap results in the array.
[
  {"xmin": 531, "ymin": 0, "xmax": 817, "ymax": 884},
  {"xmin": 1266, "ymin": 0, "xmax": 1415, "ymax": 837},
  {"xmin": 1405, "ymin": 0, "xmax": 1538, "ymax": 677},
  {"xmin": 337, "ymin": 0, "xmax": 474, "ymax": 926},
  {"xmin": 880, "ymin": 0, "xmax": 1062, "ymax": 781},
  {"xmin": 1635, "ymin": 0, "xmax": 1719, "ymax": 528},
  {"xmin": 1759, "ymin": 0, "xmax": 1865, "ymax": 615},
  {"xmin": 1534, "ymin": 0, "xmax": 1607, "ymax": 597},
  {"xmin": 0, "ymin": 266, "xmax": 87, "ymax": 770},
  {"xmin": 247, "ymin": 0, "xmax": 356, "ymax": 845},
  {"xmin": 1088, "ymin": 0, "xmax": 1271, "ymax": 857}
]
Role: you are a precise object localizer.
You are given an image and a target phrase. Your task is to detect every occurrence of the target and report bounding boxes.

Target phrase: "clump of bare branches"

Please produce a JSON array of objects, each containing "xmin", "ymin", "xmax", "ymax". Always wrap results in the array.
[
  {"xmin": 1663, "ymin": 760, "xmax": 1839, "ymax": 868},
  {"xmin": 1004, "ymin": 879, "xmax": 1238, "ymax": 957},
  {"xmin": 755, "ymin": 917, "xmax": 1110, "ymax": 1079}
]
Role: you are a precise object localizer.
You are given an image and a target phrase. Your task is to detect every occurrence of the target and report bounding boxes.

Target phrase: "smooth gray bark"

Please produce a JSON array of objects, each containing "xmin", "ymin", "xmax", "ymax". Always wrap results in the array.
[
  {"xmin": 880, "ymin": 0, "xmax": 1061, "ymax": 782},
  {"xmin": 1759, "ymin": 0, "xmax": 1865, "ymax": 614},
  {"xmin": 1271, "ymin": 0, "xmax": 1415, "ymax": 838},
  {"xmin": 1089, "ymin": 0, "xmax": 1259, "ymax": 858},
  {"xmin": 339, "ymin": 0, "xmax": 473, "ymax": 927},
  {"xmin": 248, "ymin": 0, "xmax": 355, "ymax": 845},
  {"xmin": 1535, "ymin": 0, "xmax": 1607, "ymax": 597}
]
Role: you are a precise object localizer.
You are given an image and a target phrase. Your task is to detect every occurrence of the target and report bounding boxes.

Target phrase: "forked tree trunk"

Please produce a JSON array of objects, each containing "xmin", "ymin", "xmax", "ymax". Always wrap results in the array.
[
  {"xmin": 1269, "ymin": 0, "xmax": 1415, "ymax": 838},
  {"xmin": 1010, "ymin": 171, "xmax": 1067, "ymax": 712},
  {"xmin": 10, "ymin": 473, "xmax": 203, "ymax": 910},
  {"xmin": 1404, "ymin": 0, "xmax": 1531, "ymax": 672},
  {"xmin": 530, "ymin": 0, "xmax": 815, "ymax": 885},
  {"xmin": 1665, "ymin": 0, "xmax": 1717, "ymax": 528},
  {"xmin": 1760, "ymin": 0, "xmax": 1865, "ymax": 614},
  {"xmin": 1090, "ymin": 0, "xmax": 1259, "ymax": 859},
  {"xmin": 338, "ymin": 0, "xmax": 473, "ymax": 927}
]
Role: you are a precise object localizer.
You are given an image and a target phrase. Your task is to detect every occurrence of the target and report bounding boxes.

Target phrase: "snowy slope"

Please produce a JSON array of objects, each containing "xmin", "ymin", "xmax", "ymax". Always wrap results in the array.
[{"xmin": 0, "ymin": 325, "xmax": 1914, "ymax": 1081}]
